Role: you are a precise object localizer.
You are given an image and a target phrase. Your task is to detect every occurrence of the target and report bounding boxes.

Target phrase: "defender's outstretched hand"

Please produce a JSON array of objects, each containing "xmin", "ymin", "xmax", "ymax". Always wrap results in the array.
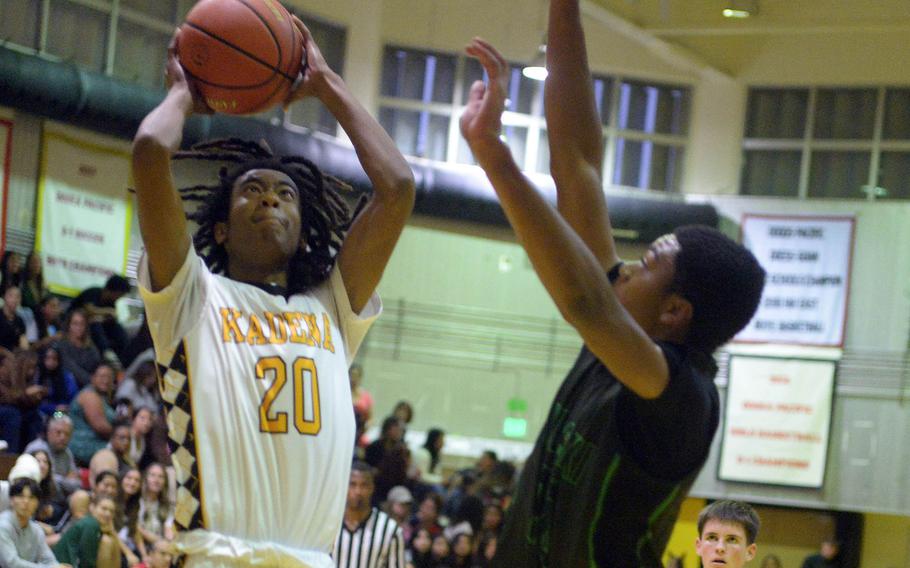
[
  {"xmin": 165, "ymin": 30, "xmax": 212, "ymax": 115},
  {"xmin": 460, "ymin": 38, "xmax": 510, "ymax": 153}
]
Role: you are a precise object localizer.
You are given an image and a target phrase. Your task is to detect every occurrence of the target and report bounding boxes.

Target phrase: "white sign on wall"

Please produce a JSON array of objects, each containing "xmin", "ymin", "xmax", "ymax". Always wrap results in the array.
[
  {"xmin": 736, "ymin": 215, "xmax": 855, "ymax": 347},
  {"xmin": 36, "ymin": 132, "xmax": 133, "ymax": 296},
  {"xmin": 718, "ymin": 355, "xmax": 836, "ymax": 488},
  {"xmin": 0, "ymin": 119, "xmax": 10, "ymax": 252}
]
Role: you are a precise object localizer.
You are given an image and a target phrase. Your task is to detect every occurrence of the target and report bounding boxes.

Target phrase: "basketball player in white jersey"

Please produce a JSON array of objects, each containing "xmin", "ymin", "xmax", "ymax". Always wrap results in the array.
[{"xmin": 131, "ymin": 17, "xmax": 414, "ymax": 568}]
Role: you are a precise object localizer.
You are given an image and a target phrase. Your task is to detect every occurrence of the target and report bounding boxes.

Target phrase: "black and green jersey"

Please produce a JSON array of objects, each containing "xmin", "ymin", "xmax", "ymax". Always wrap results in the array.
[{"xmin": 494, "ymin": 342, "xmax": 719, "ymax": 567}]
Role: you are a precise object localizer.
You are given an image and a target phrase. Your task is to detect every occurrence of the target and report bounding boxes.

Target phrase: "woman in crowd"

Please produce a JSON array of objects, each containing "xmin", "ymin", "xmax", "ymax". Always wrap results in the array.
[
  {"xmin": 34, "ymin": 295, "xmax": 64, "ymax": 346},
  {"xmin": 35, "ymin": 345, "xmax": 78, "ymax": 417},
  {"xmin": 429, "ymin": 534, "xmax": 452, "ymax": 568},
  {"xmin": 119, "ymin": 467, "xmax": 144, "ymax": 558},
  {"xmin": 413, "ymin": 428, "xmax": 445, "ymax": 485},
  {"xmin": 0, "ymin": 251, "xmax": 23, "ymax": 294},
  {"xmin": 450, "ymin": 533, "xmax": 474, "ymax": 568},
  {"xmin": 21, "ymin": 252, "xmax": 46, "ymax": 310},
  {"xmin": 412, "ymin": 494, "xmax": 444, "ymax": 538},
  {"xmin": 126, "ymin": 407, "xmax": 153, "ymax": 470},
  {"xmin": 56, "ymin": 309, "xmax": 102, "ymax": 388},
  {"xmin": 136, "ymin": 462, "xmax": 174, "ymax": 560},
  {"xmin": 29, "ymin": 448, "xmax": 67, "ymax": 527},
  {"xmin": 407, "ymin": 528, "xmax": 433, "ymax": 568},
  {"xmin": 69, "ymin": 363, "xmax": 117, "ymax": 466},
  {"xmin": 115, "ymin": 360, "xmax": 159, "ymax": 415}
]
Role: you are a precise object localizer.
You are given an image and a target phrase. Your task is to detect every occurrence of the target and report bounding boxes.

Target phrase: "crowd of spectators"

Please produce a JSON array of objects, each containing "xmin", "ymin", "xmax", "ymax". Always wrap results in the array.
[{"xmin": 0, "ymin": 251, "xmax": 173, "ymax": 567}]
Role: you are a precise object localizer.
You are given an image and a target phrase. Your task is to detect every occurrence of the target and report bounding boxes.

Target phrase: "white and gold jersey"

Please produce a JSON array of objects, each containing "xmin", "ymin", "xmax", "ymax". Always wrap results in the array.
[{"xmin": 139, "ymin": 247, "xmax": 380, "ymax": 568}]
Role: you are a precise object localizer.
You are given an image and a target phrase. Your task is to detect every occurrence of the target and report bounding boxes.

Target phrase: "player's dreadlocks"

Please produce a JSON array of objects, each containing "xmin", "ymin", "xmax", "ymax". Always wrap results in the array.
[{"xmin": 174, "ymin": 138, "xmax": 365, "ymax": 294}]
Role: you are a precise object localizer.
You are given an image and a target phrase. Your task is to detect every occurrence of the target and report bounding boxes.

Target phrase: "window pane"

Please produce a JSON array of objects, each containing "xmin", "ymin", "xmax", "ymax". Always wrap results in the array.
[
  {"xmin": 876, "ymin": 152, "xmax": 910, "ymax": 200},
  {"xmin": 813, "ymin": 88, "xmax": 876, "ymax": 140},
  {"xmin": 592, "ymin": 76, "xmax": 614, "ymax": 126},
  {"xmin": 0, "ymin": 0, "xmax": 41, "ymax": 50},
  {"xmin": 379, "ymin": 107, "xmax": 449, "ymax": 161},
  {"xmin": 120, "ymin": 0, "xmax": 178, "ymax": 22},
  {"xmin": 617, "ymin": 81, "xmax": 689, "ymax": 136},
  {"xmin": 457, "ymin": 125, "xmax": 528, "ymax": 168},
  {"xmin": 381, "ymin": 47, "xmax": 455, "ymax": 104},
  {"xmin": 883, "ymin": 89, "xmax": 910, "ymax": 140},
  {"xmin": 462, "ymin": 59, "xmax": 541, "ymax": 115},
  {"xmin": 47, "ymin": 0, "xmax": 109, "ymax": 73},
  {"xmin": 612, "ymin": 138, "xmax": 683, "ymax": 191},
  {"xmin": 286, "ymin": 16, "xmax": 345, "ymax": 135},
  {"xmin": 746, "ymin": 89, "xmax": 808, "ymax": 139},
  {"xmin": 740, "ymin": 150, "xmax": 801, "ymax": 197},
  {"xmin": 537, "ymin": 130, "xmax": 550, "ymax": 175},
  {"xmin": 808, "ymin": 151, "xmax": 870, "ymax": 199},
  {"xmin": 114, "ymin": 20, "xmax": 169, "ymax": 88}
]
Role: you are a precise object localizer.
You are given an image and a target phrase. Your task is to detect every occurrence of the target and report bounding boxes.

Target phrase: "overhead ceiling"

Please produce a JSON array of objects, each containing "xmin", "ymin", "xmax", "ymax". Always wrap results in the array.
[{"xmin": 587, "ymin": 0, "xmax": 910, "ymax": 76}]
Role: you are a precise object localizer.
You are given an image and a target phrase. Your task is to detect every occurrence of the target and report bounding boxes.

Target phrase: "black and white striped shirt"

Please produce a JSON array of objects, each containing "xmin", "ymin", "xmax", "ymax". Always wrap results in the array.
[{"xmin": 333, "ymin": 508, "xmax": 405, "ymax": 568}]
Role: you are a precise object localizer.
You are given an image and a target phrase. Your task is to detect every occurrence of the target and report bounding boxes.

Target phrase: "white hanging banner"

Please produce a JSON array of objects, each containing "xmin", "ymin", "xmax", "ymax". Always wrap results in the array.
[
  {"xmin": 736, "ymin": 215, "xmax": 855, "ymax": 347},
  {"xmin": 0, "ymin": 119, "xmax": 10, "ymax": 253},
  {"xmin": 718, "ymin": 355, "xmax": 836, "ymax": 488},
  {"xmin": 36, "ymin": 132, "xmax": 133, "ymax": 296}
]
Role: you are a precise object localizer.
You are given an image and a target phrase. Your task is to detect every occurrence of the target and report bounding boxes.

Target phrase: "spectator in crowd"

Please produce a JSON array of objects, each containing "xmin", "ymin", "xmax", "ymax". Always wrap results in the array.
[
  {"xmin": 384, "ymin": 485, "xmax": 414, "ymax": 543},
  {"xmin": 696, "ymin": 500, "xmax": 760, "ymax": 568},
  {"xmin": 136, "ymin": 463, "xmax": 174, "ymax": 559},
  {"xmin": 450, "ymin": 533, "xmax": 473, "ymax": 568},
  {"xmin": 366, "ymin": 416, "xmax": 405, "ymax": 469},
  {"xmin": 429, "ymin": 534, "xmax": 451, "ymax": 568},
  {"xmin": 443, "ymin": 496, "xmax": 483, "ymax": 541},
  {"xmin": 115, "ymin": 361, "xmax": 159, "ymax": 416},
  {"xmin": 413, "ymin": 428, "xmax": 445, "ymax": 486},
  {"xmin": 21, "ymin": 252, "xmax": 46, "ymax": 311},
  {"xmin": 476, "ymin": 536, "xmax": 496, "ymax": 568},
  {"xmin": 443, "ymin": 451, "xmax": 498, "ymax": 519},
  {"xmin": 68, "ymin": 275, "xmax": 132, "ymax": 364},
  {"xmin": 135, "ymin": 540, "xmax": 172, "ymax": 568},
  {"xmin": 333, "ymin": 461, "xmax": 405, "ymax": 568},
  {"xmin": 125, "ymin": 407, "xmax": 153, "ymax": 470},
  {"xmin": 473, "ymin": 460, "xmax": 514, "ymax": 508},
  {"xmin": 106, "ymin": 420, "xmax": 133, "ymax": 477},
  {"xmin": 118, "ymin": 467, "xmax": 143, "ymax": 559},
  {"xmin": 35, "ymin": 347, "xmax": 78, "ymax": 418},
  {"xmin": 411, "ymin": 494, "xmax": 443, "ymax": 539},
  {"xmin": 407, "ymin": 528, "xmax": 433, "ymax": 568},
  {"xmin": 0, "ymin": 349, "xmax": 44, "ymax": 453},
  {"xmin": 478, "ymin": 504, "xmax": 503, "ymax": 544},
  {"xmin": 52, "ymin": 493, "xmax": 122, "ymax": 568},
  {"xmin": 56, "ymin": 309, "xmax": 102, "ymax": 388},
  {"xmin": 0, "ymin": 453, "xmax": 41, "ymax": 513},
  {"xmin": 350, "ymin": 364, "xmax": 373, "ymax": 429},
  {"xmin": 802, "ymin": 539, "xmax": 840, "ymax": 568},
  {"xmin": 392, "ymin": 401, "xmax": 414, "ymax": 432},
  {"xmin": 0, "ymin": 477, "xmax": 62, "ymax": 567},
  {"xmin": 34, "ymin": 296, "xmax": 64, "ymax": 347},
  {"xmin": 118, "ymin": 315, "xmax": 152, "ymax": 371},
  {"xmin": 0, "ymin": 286, "xmax": 29, "ymax": 351},
  {"xmin": 69, "ymin": 363, "xmax": 117, "ymax": 466},
  {"xmin": 373, "ymin": 443, "xmax": 411, "ymax": 507},
  {"xmin": 0, "ymin": 252, "xmax": 24, "ymax": 295},
  {"xmin": 29, "ymin": 449, "xmax": 67, "ymax": 528},
  {"xmin": 25, "ymin": 414, "xmax": 81, "ymax": 492},
  {"xmin": 92, "ymin": 471, "xmax": 120, "ymax": 503}
]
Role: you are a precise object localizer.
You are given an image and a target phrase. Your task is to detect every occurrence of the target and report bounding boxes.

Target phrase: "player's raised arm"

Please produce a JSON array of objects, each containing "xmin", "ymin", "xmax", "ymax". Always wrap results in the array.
[
  {"xmin": 286, "ymin": 17, "xmax": 415, "ymax": 314},
  {"xmin": 132, "ymin": 32, "xmax": 209, "ymax": 292},
  {"xmin": 461, "ymin": 39, "xmax": 668, "ymax": 399},
  {"xmin": 546, "ymin": 0, "xmax": 619, "ymax": 271}
]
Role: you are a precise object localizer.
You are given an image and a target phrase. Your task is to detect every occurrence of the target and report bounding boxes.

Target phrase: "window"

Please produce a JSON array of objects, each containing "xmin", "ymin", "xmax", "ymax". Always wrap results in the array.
[
  {"xmin": 379, "ymin": 45, "xmax": 691, "ymax": 193},
  {"xmin": 284, "ymin": 15, "xmax": 346, "ymax": 135},
  {"xmin": 742, "ymin": 86, "xmax": 910, "ymax": 200},
  {"xmin": 0, "ymin": 0, "xmax": 41, "ymax": 50}
]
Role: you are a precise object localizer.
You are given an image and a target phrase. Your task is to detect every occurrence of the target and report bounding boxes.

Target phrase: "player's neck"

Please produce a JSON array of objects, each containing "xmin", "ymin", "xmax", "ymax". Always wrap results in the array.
[
  {"xmin": 344, "ymin": 505, "xmax": 371, "ymax": 528},
  {"xmin": 227, "ymin": 263, "xmax": 287, "ymax": 288}
]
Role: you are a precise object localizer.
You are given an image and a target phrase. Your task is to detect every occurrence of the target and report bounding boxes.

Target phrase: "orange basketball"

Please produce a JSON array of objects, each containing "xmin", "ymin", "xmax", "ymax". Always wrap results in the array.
[{"xmin": 177, "ymin": 0, "xmax": 304, "ymax": 115}]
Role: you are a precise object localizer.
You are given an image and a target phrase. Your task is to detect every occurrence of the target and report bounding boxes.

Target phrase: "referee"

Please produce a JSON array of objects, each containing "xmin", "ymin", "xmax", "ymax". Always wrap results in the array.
[{"xmin": 334, "ymin": 461, "xmax": 406, "ymax": 568}]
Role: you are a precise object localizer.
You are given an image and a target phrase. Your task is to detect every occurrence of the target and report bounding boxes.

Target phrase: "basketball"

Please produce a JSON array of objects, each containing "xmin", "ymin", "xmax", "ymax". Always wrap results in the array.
[{"xmin": 177, "ymin": 0, "xmax": 304, "ymax": 115}]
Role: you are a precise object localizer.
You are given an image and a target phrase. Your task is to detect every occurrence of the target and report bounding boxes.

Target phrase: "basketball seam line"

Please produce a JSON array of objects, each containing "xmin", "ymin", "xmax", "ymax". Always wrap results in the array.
[{"xmin": 183, "ymin": 21, "xmax": 297, "ymax": 83}]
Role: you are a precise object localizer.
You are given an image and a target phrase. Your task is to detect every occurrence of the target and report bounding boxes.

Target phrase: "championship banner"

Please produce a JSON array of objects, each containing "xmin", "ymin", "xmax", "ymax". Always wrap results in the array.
[
  {"xmin": 36, "ymin": 132, "xmax": 133, "ymax": 296},
  {"xmin": 718, "ymin": 355, "xmax": 836, "ymax": 488},
  {"xmin": 0, "ymin": 119, "xmax": 11, "ymax": 253},
  {"xmin": 736, "ymin": 215, "xmax": 855, "ymax": 347}
]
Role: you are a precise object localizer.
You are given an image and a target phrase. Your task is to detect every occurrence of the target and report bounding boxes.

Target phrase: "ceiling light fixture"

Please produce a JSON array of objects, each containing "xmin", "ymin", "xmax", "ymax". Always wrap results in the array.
[
  {"xmin": 723, "ymin": 0, "xmax": 758, "ymax": 18},
  {"xmin": 522, "ymin": 43, "xmax": 548, "ymax": 81}
]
